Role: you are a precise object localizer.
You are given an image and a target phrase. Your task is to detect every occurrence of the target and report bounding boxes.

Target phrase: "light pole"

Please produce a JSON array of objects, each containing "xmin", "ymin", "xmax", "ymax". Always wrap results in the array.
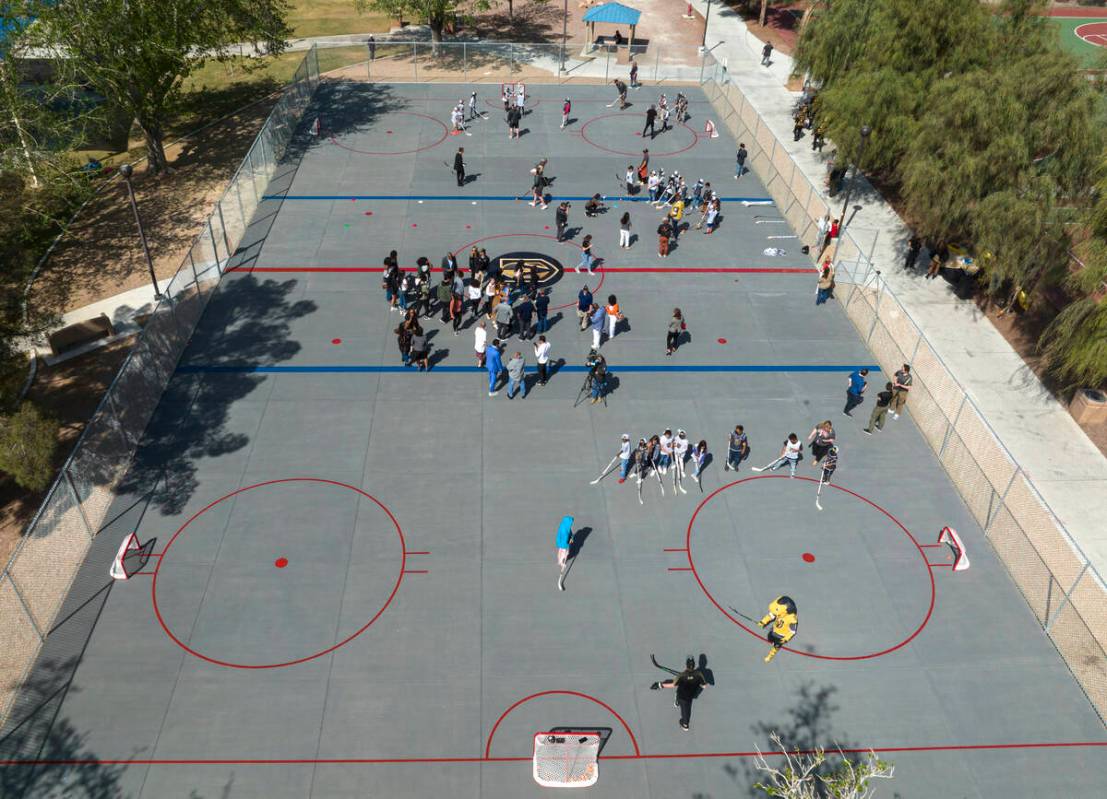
[
  {"xmin": 838, "ymin": 124, "xmax": 871, "ymax": 241},
  {"xmin": 118, "ymin": 163, "xmax": 163, "ymax": 301},
  {"xmin": 561, "ymin": 0, "xmax": 568, "ymax": 73},
  {"xmin": 701, "ymin": 0, "xmax": 712, "ymax": 51}
]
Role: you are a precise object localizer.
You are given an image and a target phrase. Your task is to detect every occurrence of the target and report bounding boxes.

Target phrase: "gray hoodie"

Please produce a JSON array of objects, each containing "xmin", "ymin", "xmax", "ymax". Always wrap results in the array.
[{"xmin": 507, "ymin": 354, "xmax": 525, "ymax": 382}]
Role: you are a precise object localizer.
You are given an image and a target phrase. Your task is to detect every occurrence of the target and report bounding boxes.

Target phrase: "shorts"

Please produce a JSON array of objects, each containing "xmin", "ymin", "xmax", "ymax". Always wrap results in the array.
[{"xmin": 557, "ymin": 548, "xmax": 569, "ymax": 567}]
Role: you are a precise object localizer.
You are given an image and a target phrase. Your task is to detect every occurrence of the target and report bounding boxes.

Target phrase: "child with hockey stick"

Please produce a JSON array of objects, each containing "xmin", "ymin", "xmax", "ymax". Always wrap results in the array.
[
  {"xmin": 752, "ymin": 433, "xmax": 803, "ymax": 477},
  {"xmin": 555, "ymin": 515, "xmax": 574, "ymax": 591},
  {"xmin": 690, "ymin": 440, "xmax": 708, "ymax": 484},
  {"xmin": 672, "ymin": 429, "xmax": 690, "ymax": 494},
  {"xmin": 759, "ymin": 595, "xmax": 798, "ymax": 663},
  {"xmin": 725, "ymin": 425, "xmax": 750, "ymax": 471}
]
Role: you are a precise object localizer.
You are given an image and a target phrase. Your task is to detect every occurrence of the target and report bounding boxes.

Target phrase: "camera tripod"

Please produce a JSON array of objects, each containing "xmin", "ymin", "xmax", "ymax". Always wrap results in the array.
[{"xmin": 574, "ymin": 370, "xmax": 607, "ymax": 408}]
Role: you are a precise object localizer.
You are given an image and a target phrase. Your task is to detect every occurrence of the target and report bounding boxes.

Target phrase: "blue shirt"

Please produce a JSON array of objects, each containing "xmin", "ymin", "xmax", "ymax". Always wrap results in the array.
[
  {"xmin": 486, "ymin": 346, "xmax": 503, "ymax": 373},
  {"xmin": 848, "ymin": 369, "xmax": 867, "ymax": 395},
  {"xmin": 577, "ymin": 290, "xmax": 592, "ymax": 312},
  {"xmin": 556, "ymin": 516, "xmax": 574, "ymax": 549},
  {"xmin": 591, "ymin": 307, "xmax": 605, "ymax": 331}
]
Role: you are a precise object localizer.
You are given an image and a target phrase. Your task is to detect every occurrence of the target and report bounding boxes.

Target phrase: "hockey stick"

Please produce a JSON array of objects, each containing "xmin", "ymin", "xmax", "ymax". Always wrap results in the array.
[
  {"xmin": 727, "ymin": 606, "xmax": 760, "ymax": 625},
  {"xmin": 637, "ymin": 474, "xmax": 644, "ymax": 504},
  {"xmin": 654, "ymin": 462, "xmax": 665, "ymax": 496},
  {"xmin": 590, "ymin": 454, "xmax": 621, "ymax": 485},
  {"xmin": 650, "ymin": 654, "xmax": 679, "ymax": 676}
]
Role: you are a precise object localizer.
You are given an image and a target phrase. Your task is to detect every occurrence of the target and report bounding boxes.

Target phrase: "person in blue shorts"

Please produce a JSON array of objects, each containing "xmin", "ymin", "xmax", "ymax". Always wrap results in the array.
[{"xmin": 556, "ymin": 515, "xmax": 574, "ymax": 591}]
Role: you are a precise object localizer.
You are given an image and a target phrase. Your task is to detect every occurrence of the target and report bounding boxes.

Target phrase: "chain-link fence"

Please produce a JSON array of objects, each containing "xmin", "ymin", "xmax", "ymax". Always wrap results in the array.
[
  {"xmin": 698, "ymin": 57, "xmax": 1107, "ymax": 723},
  {"xmin": 0, "ymin": 46, "xmax": 322, "ymax": 730}
]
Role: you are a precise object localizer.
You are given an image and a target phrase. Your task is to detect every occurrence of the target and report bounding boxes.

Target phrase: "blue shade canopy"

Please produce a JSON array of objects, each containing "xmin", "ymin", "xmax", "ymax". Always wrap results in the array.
[{"xmin": 582, "ymin": 2, "xmax": 642, "ymax": 26}]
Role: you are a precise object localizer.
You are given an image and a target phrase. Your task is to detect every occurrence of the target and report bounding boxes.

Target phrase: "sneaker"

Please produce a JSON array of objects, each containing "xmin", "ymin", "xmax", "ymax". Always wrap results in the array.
[
  {"xmin": 575, "ymin": 266, "xmax": 582, "ymax": 273},
  {"xmin": 674, "ymin": 699, "xmax": 679, "ymax": 708},
  {"xmin": 724, "ymin": 462, "xmax": 730, "ymax": 471},
  {"xmin": 862, "ymin": 428, "xmax": 872, "ymax": 435},
  {"xmin": 489, "ymin": 391, "xmax": 498, "ymax": 397},
  {"xmin": 893, "ymin": 413, "xmax": 900, "ymax": 420},
  {"xmin": 843, "ymin": 411, "xmax": 851, "ymax": 416},
  {"xmin": 680, "ymin": 721, "xmax": 689, "ymax": 731},
  {"xmin": 764, "ymin": 649, "xmax": 777, "ymax": 663},
  {"xmin": 591, "ymin": 397, "xmax": 600, "ymax": 404},
  {"xmin": 692, "ymin": 475, "xmax": 700, "ymax": 483},
  {"xmin": 558, "ymin": 577, "xmax": 564, "ymax": 591},
  {"xmin": 618, "ymin": 477, "xmax": 626, "ymax": 484}
]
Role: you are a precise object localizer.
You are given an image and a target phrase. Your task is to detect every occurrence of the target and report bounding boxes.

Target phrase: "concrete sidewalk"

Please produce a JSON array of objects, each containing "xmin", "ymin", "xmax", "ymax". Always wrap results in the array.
[{"xmin": 689, "ymin": 0, "xmax": 1107, "ymax": 575}]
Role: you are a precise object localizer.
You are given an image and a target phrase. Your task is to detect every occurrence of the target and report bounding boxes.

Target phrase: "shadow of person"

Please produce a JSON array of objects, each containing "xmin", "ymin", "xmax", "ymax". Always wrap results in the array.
[
  {"xmin": 569, "ymin": 526, "xmax": 592, "ymax": 559},
  {"xmin": 697, "ymin": 653, "xmax": 716, "ymax": 686}
]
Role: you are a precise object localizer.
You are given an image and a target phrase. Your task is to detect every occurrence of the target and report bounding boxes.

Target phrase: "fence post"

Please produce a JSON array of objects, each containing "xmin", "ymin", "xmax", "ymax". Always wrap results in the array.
[
  {"xmin": 208, "ymin": 219, "xmax": 222, "ymax": 275},
  {"xmin": 464, "ymin": 42, "xmax": 468, "ymax": 83},
  {"xmin": 985, "ymin": 468, "xmax": 1019, "ymax": 535},
  {"xmin": 216, "ymin": 203, "xmax": 232, "ymax": 261},
  {"xmin": 244, "ymin": 152, "xmax": 260, "ymax": 208},
  {"xmin": 367, "ymin": 43, "xmax": 372, "ymax": 81},
  {"xmin": 907, "ymin": 331, "xmax": 922, "ymax": 369},
  {"xmin": 653, "ymin": 45, "xmax": 660, "ymax": 83},
  {"xmin": 413, "ymin": 43, "xmax": 418, "ymax": 81},
  {"xmin": 188, "ymin": 249, "xmax": 201, "ymax": 287},
  {"xmin": 1045, "ymin": 563, "xmax": 1090, "ymax": 633},
  {"xmin": 866, "ymin": 274, "xmax": 884, "ymax": 343},
  {"xmin": 9, "ymin": 577, "xmax": 45, "ymax": 641},
  {"xmin": 939, "ymin": 394, "xmax": 967, "ymax": 459},
  {"xmin": 604, "ymin": 47, "xmax": 610, "ymax": 83},
  {"xmin": 64, "ymin": 469, "xmax": 96, "ymax": 540}
]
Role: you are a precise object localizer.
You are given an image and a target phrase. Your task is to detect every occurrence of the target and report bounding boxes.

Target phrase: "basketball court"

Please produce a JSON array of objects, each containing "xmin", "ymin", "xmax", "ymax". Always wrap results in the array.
[{"xmin": 1, "ymin": 80, "xmax": 1104, "ymax": 798}]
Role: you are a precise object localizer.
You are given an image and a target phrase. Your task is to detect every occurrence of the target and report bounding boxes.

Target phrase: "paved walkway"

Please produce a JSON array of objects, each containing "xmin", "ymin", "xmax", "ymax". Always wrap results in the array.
[{"xmin": 688, "ymin": 0, "xmax": 1107, "ymax": 575}]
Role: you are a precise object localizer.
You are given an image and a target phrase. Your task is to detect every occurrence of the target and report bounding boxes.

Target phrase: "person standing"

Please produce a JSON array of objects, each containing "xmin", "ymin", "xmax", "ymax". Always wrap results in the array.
[
  {"xmin": 514, "ymin": 293, "xmax": 534, "ymax": 341},
  {"xmin": 752, "ymin": 433, "xmax": 803, "ymax": 477},
  {"xmin": 474, "ymin": 319, "xmax": 488, "ymax": 367},
  {"xmin": 468, "ymin": 91, "xmax": 478, "ymax": 120},
  {"xmin": 672, "ymin": 429, "xmax": 690, "ymax": 493},
  {"xmin": 450, "ymin": 286, "xmax": 464, "ymax": 335},
  {"xmin": 890, "ymin": 364, "xmax": 912, "ymax": 419},
  {"xmin": 843, "ymin": 367, "xmax": 869, "ymax": 416},
  {"xmin": 555, "ymin": 201, "xmax": 570, "ymax": 241},
  {"xmin": 657, "ymin": 216, "xmax": 673, "ymax": 258},
  {"xmin": 653, "ymin": 657, "xmax": 707, "ymax": 731},
  {"xmin": 761, "ymin": 41, "xmax": 773, "ymax": 66},
  {"xmin": 625, "ymin": 165, "xmax": 637, "ymax": 194},
  {"xmin": 556, "ymin": 515, "xmax": 574, "ymax": 591},
  {"xmin": 588, "ymin": 303, "xmax": 605, "ymax": 350},
  {"xmin": 494, "ymin": 297, "xmax": 515, "ymax": 340},
  {"xmin": 530, "ymin": 163, "xmax": 549, "ymax": 209},
  {"xmin": 576, "ymin": 235, "xmax": 595, "ymax": 275},
  {"xmin": 904, "ymin": 235, "xmax": 922, "ymax": 271},
  {"xmin": 647, "ymin": 170, "xmax": 661, "ymax": 203},
  {"xmin": 658, "ymin": 428, "xmax": 674, "ymax": 474},
  {"xmin": 613, "ymin": 78, "xmax": 628, "ymax": 109},
  {"xmin": 703, "ymin": 199, "xmax": 720, "ymax": 235},
  {"xmin": 616, "ymin": 433, "xmax": 634, "ymax": 483},
  {"xmin": 669, "ymin": 196, "xmax": 684, "ymax": 241},
  {"xmin": 486, "ymin": 338, "xmax": 504, "ymax": 396},
  {"xmin": 382, "ymin": 257, "xmax": 400, "ymax": 311},
  {"xmin": 735, "ymin": 143, "xmax": 748, "ymax": 180},
  {"xmin": 451, "ymin": 144, "xmax": 464, "ymax": 184},
  {"xmin": 690, "ymin": 440, "xmax": 708, "ymax": 484},
  {"xmin": 508, "ymin": 105, "xmax": 521, "ymax": 139},
  {"xmin": 619, "ymin": 212, "xmax": 632, "ymax": 249},
  {"xmin": 638, "ymin": 149, "xmax": 649, "ymax": 182},
  {"xmin": 409, "ymin": 326, "xmax": 430, "ymax": 371},
  {"xmin": 820, "ymin": 444, "xmax": 839, "ymax": 486},
  {"xmin": 863, "ymin": 382, "xmax": 894, "ymax": 435},
  {"xmin": 604, "ymin": 295, "xmax": 621, "ymax": 342},
  {"xmin": 368, "ymin": 34, "xmax": 376, "ymax": 61},
  {"xmin": 588, "ymin": 350, "xmax": 608, "ymax": 404},
  {"xmin": 643, "ymin": 104, "xmax": 657, "ymax": 139},
  {"xmin": 725, "ymin": 424, "xmax": 750, "ymax": 471},
  {"xmin": 561, "ymin": 97, "xmax": 571, "ymax": 128},
  {"xmin": 534, "ymin": 288, "xmax": 550, "ymax": 334},
  {"xmin": 759, "ymin": 596, "xmax": 798, "ymax": 663},
  {"xmin": 629, "ymin": 59, "xmax": 639, "ymax": 89},
  {"xmin": 534, "ymin": 335, "xmax": 551, "ymax": 386},
  {"xmin": 506, "ymin": 350, "xmax": 527, "ymax": 399},
  {"xmin": 666, "ymin": 308, "xmax": 685, "ymax": 356},
  {"xmin": 806, "ymin": 420, "xmax": 836, "ymax": 466},
  {"xmin": 577, "ymin": 284, "xmax": 593, "ymax": 331},
  {"xmin": 815, "ymin": 261, "xmax": 834, "ymax": 305}
]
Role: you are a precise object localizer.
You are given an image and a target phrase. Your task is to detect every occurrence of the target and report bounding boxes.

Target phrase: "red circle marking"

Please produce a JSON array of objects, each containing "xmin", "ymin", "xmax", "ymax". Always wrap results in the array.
[
  {"xmin": 579, "ymin": 113, "xmax": 700, "ymax": 157},
  {"xmin": 447, "ymin": 233, "xmax": 604, "ymax": 310},
  {"xmin": 386, "ymin": 130, "xmax": 393, "ymax": 134},
  {"xmin": 686, "ymin": 475, "xmax": 935, "ymax": 661},
  {"xmin": 717, "ymin": 337, "xmax": 728, "ymax": 344},
  {"xmin": 485, "ymin": 690, "xmax": 640, "ymax": 759},
  {"xmin": 275, "ymin": 557, "xmax": 289, "ymax": 568},
  {"xmin": 364, "ymin": 211, "xmax": 373, "ymax": 216},
  {"xmin": 331, "ymin": 338, "xmax": 342, "ymax": 345},
  {"xmin": 328, "ymin": 112, "xmax": 449, "ymax": 156},
  {"xmin": 411, "ymin": 224, "xmax": 417, "ymax": 228},
  {"xmin": 802, "ymin": 552, "xmax": 815, "ymax": 563},
  {"xmin": 1075, "ymin": 22, "xmax": 1107, "ymax": 47},
  {"xmin": 152, "ymin": 478, "xmax": 407, "ymax": 669}
]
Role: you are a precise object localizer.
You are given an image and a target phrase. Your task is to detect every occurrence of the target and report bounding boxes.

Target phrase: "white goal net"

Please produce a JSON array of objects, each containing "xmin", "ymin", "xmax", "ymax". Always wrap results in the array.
[{"xmin": 533, "ymin": 732, "xmax": 600, "ymax": 788}]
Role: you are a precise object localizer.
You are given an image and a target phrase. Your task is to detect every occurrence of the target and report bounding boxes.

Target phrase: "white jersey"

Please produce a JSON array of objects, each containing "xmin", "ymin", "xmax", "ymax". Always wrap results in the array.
[
  {"xmin": 660, "ymin": 434, "xmax": 673, "ymax": 455},
  {"xmin": 474, "ymin": 326, "xmax": 487, "ymax": 353},
  {"xmin": 619, "ymin": 439, "xmax": 632, "ymax": 460},
  {"xmin": 783, "ymin": 439, "xmax": 802, "ymax": 460},
  {"xmin": 534, "ymin": 340, "xmax": 551, "ymax": 364},
  {"xmin": 673, "ymin": 436, "xmax": 689, "ymax": 458}
]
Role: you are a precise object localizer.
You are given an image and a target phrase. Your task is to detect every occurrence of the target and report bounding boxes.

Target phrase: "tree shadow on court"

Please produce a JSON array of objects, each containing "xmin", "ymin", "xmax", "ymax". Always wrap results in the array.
[
  {"xmin": 116, "ymin": 275, "xmax": 316, "ymax": 516},
  {"xmin": 712, "ymin": 682, "xmax": 867, "ymax": 798},
  {"xmin": 280, "ymin": 81, "xmax": 405, "ymax": 166}
]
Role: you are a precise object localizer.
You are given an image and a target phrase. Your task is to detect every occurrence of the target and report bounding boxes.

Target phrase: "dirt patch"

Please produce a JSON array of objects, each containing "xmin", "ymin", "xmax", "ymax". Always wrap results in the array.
[
  {"xmin": 0, "ymin": 340, "xmax": 134, "ymax": 567},
  {"xmin": 26, "ymin": 97, "xmax": 279, "ymax": 317}
]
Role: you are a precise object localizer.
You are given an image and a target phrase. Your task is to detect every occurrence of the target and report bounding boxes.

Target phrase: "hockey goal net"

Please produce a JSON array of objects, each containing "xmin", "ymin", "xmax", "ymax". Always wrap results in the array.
[
  {"xmin": 109, "ymin": 533, "xmax": 153, "ymax": 580},
  {"xmin": 501, "ymin": 82, "xmax": 526, "ymax": 103},
  {"xmin": 939, "ymin": 526, "xmax": 970, "ymax": 571},
  {"xmin": 533, "ymin": 732, "xmax": 600, "ymax": 788}
]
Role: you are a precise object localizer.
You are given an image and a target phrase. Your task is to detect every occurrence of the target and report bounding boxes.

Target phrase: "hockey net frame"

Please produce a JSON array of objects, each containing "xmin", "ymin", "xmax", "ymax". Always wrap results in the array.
[
  {"xmin": 501, "ymin": 82, "xmax": 526, "ymax": 103},
  {"xmin": 532, "ymin": 731, "xmax": 600, "ymax": 788},
  {"xmin": 109, "ymin": 533, "xmax": 154, "ymax": 579},
  {"xmin": 938, "ymin": 526, "xmax": 970, "ymax": 572}
]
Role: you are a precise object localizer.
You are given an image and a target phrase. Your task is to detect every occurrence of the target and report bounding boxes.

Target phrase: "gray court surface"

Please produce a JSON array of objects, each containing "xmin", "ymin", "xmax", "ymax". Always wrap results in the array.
[{"xmin": 2, "ymin": 82, "xmax": 1105, "ymax": 798}]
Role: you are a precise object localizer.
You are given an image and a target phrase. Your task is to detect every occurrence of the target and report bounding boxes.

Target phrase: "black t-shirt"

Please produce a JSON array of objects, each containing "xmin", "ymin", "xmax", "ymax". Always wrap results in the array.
[
  {"xmin": 674, "ymin": 670, "xmax": 706, "ymax": 701},
  {"xmin": 876, "ymin": 389, "xmax": 893, "ymax": 407},
  {"xmin": 646, "ymin": 108, "xmax": 657, "ymax": 122}
]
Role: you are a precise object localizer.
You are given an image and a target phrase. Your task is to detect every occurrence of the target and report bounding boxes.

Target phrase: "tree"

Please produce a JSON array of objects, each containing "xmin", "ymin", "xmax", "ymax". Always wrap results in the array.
[
  {"xmin": 753, "ymin": 732, "xmax": 895, "ymax": 799},
  {"xmin": 34, "ymin": 1, "xmax": 291, "ymax": 174},
  {"xmin": 0, "ymin": 402, "xmax": 59, "ymax": 491},
  {"xmin": 354, "ymin": 0, "xmax": 490, "ymax": 44}
]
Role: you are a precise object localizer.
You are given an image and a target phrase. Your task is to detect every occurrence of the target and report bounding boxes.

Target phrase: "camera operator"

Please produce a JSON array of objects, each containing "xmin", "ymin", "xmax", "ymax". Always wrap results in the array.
[{"xmin": 586, "ymin": 349, "xmax": 608, "ymax": 405}]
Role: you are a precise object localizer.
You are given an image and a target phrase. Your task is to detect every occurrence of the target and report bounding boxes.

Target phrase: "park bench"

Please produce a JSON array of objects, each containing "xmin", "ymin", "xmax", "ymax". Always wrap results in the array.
[{"xmin": 47, "ymin": 313, "xmax": 115, "ymax": 357}]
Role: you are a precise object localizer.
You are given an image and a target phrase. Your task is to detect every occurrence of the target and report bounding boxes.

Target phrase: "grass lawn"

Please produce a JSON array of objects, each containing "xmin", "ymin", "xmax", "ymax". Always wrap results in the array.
[
  {"xmin": 287, "ymin": 0, "xmax": 392, "ymax": 38},
  {"xmin": 1046, "ymin": 17, "xmax": 1107, "ymax": 68}
]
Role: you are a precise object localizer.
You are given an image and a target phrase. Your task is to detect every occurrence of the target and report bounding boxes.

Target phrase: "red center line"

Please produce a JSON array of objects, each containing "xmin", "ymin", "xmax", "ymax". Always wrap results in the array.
[
  {"xmin": 928, "ymin": 563, "xmax": 953, "ymax": 568},
  {"xmin": 403, "ymin": 569, "xmax": 429, "ymax": 574},
  {"xmin": 406, "ymin": 551, "xmax": 431, "ymax": 555},
  {"xmin": 226, "ymin": 266, "xmax": 814, "ymax": 274},
  {"xmin": 668, "ymin": 567, "xmax": 693, "ymax": 572},
  {"xmin": 4, "ymin": 740, "xmax": 1105, "ymax": 767},
  {"xmin": 663, "ymin": 547, "xmax": 689, "ymax": 552}
]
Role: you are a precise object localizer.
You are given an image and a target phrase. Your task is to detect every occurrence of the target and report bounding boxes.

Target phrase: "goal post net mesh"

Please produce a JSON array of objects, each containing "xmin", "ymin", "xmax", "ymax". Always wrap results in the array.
[{"xmin": 533, "ymin": 732, "xmax": 600, "ymax": 788}]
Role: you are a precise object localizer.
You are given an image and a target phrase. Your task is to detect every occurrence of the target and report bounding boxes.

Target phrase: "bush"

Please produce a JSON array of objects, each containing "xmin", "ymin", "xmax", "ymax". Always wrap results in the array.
[{"xmin": 0, "ymin": 402, "xmax": 60, "ymax": 492}]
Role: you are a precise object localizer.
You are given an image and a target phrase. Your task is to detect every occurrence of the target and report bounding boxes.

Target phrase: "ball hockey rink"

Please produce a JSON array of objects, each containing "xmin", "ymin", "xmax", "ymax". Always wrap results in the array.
[{"xmin": 0, "ymin": 81, "xmax": 1104, "ymax": 799}]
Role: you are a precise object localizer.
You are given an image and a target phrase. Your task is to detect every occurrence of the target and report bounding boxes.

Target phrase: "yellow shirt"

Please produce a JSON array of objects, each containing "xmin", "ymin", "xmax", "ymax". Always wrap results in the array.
[{"xmin": 670, "ymin": 200, "xmax": 684, "ymax": 221}]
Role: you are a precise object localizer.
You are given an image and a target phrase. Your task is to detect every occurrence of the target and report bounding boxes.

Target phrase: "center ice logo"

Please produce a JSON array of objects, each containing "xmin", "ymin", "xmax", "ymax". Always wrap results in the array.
[{"xmin": 495, "ymin": 251, "xmax": 564, "ymax": 287}]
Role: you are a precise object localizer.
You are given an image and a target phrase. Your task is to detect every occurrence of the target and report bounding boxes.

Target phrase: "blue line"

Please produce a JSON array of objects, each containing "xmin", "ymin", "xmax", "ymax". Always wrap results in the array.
[
  {"xmin": 262, "ymin": 194, "xmax": 775, "ymax": 204},
  {"xmin": 177, "ymin": 364, "xmax": 878, "ymax": 375}
]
